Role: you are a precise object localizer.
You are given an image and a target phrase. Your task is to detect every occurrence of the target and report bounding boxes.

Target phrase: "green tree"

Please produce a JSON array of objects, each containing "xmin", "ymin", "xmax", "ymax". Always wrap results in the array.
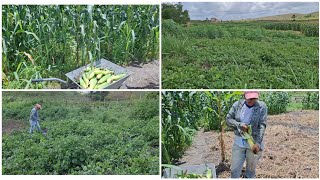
[
  {"xmin": 162, "ymin": 3, "xmax": 190, "ymax": 24},
  {"xmin": 88, "ymin": 91, "xmax": 109, "ymax": 101}
]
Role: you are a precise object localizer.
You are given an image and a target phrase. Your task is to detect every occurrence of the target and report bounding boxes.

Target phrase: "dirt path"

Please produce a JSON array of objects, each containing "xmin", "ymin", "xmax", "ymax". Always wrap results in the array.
[
  {"xmin": 177, "ymin": 130, "xmax": 218, "ymax": 166},
  {"xmin": 177, "ymin": 110, "xmax": 319, "ymax": 178},
  {"xmin": 121, "ymin": 60, "xmax": 159, "ymax": 89},
  {"xmin": 2, "ymin": 120, "xmax": 27, "ymax": 134}
]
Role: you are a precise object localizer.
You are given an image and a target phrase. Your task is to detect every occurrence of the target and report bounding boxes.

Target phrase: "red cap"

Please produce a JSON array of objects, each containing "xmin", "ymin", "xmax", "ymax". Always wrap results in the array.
[
  {"xmin": 36, "ymin": 104, "xmax": 42, "ymax": 109},
  {"xmin": 244, "ymin": 91, "xmax": 259, "ymax": 99}
]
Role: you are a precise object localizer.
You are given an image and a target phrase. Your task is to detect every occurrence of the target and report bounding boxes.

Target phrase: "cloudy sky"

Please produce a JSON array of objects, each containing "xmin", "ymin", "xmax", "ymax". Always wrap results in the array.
[{"xmin": 180, "ymin": 2, "xmax": 319, "ymax": 20}]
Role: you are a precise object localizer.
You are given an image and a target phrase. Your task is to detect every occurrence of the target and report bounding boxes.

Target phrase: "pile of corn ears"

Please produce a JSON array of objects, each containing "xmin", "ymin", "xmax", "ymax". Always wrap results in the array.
[{"xmin": 79, "ymin": 66, "xmax": 126, "ymax": 89}]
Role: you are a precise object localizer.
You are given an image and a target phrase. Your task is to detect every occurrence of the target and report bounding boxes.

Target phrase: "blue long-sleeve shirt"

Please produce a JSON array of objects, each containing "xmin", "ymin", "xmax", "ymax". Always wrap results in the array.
[{"xmin": 30, "ymin": 107, "xmax": 39, "ymax": 121}]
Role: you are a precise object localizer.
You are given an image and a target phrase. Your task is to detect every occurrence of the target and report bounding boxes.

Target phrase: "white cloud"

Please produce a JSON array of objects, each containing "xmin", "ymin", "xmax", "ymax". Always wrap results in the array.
[{"xmin": 180, "ymin": 2, "xmax": 319, "ymax": 20}]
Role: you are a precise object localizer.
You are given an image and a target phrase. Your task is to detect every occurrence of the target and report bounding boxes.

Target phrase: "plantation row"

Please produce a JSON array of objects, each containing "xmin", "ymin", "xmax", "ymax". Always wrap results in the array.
[
  {"xmin": 2, "ymin": 92, "xmax": 159, "ymax": 175},
  {"xmin": 263, "ymin": 21, "xmax": 319, "ymax": 37},
  {"xmin": 161, "ymin": 91, "xmax": 319, "ymax": 164},
  {"xmin": 162, "ymin": 20, "xmax": 319, "ymax": 89},
  {"xmin": 163, "ymin": 20, "xmax": 319, "ymax": 41},
  {"xmin": 2, "ymin": 5, "xmax": 159, "ymax": 89}
]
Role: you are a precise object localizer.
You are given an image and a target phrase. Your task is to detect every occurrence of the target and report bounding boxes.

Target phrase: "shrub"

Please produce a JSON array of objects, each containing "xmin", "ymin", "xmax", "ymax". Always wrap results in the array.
[
  {"xmin": 302, "ymin": 92, "xmax": 319, "ymax": 110},
  {"xmin": 130, "ymin": 98, "xmax": 158, "ymax": 120},
  {"xmin": 261, "ymin": 92, "xmax": 291, "ymax": 115}
]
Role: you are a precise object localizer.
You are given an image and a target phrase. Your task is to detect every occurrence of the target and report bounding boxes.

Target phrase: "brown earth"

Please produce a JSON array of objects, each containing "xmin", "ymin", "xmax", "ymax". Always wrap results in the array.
[
  {"xmin": 2, "ymin": 120, "xmax": 27, "ymax": 134},
  {"xmin": 120, "ymin": 60, "xmax": 159, "ymax": 89},
  {"xmin": 177, "ymin": 110, "xmax": 319, "ymax": 178}
]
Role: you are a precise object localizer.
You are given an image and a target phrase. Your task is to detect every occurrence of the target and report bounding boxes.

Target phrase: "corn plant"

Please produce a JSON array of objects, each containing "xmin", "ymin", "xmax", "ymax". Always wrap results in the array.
[
  {"xmin": 263, "ymin": 22, "xmax": 319, "ymax": 37},
  {"xmin": 162, "ymin": 91, "xmax": 241, "ymax": 164},
  {"xmin": 202, "ymin": 91, "xmax": 242, "ymax": 162},
  {"xmin": 162, "ymin": 91, "xmax": 202, "ymax": 164},
  {"xmin": 2, "ymin": 5, "xmax": 159, "ymax": 89}
]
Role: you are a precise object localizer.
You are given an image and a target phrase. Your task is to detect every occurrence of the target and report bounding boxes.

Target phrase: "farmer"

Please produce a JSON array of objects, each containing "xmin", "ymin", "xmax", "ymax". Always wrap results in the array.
[
  {"xmin": 29, "ymin": 104, "xmax": 42, "ymax": 133},
  {"xmin": 226, "ymin": 91, "xmax": 267, "ymax": 178}
]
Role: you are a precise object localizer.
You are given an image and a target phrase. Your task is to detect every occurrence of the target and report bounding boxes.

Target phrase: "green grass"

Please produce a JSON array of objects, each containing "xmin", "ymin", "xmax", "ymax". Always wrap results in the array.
[
  {"xmin": 2, "ymin": 91, "xmax": 159, "ymax": 175},
  {"xmin": 162, "ymin": 20, "xmax": 319, "ymax": 89},
  {"xmin": 287, "ymin": 92, "xmax": 305, "ymax": 111},
  {"xmin": 287, "ymin": 101, "xmax": 303, "ymax": 112}
]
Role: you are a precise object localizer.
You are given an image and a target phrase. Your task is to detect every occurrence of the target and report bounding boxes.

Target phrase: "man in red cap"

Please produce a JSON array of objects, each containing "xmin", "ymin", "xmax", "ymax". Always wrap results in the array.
[
  {"xmin": 226, "ymin": 91, "xmax": 267, "ymax": 178},
  {"xmin": 29, "ymin": 104, "xmax": 42, "ymax": 133}
]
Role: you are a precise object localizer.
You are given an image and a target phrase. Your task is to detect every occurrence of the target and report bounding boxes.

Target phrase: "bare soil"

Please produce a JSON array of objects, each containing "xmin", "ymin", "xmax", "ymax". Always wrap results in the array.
[
  {"xmin": 177, "ymin": 110, "xmax": 319, "ymax": 178},
  {"xmin": 121, "ymin": 60, "xmax": 159, "ymax": 89},
  {"xmin": 2, "ymin": 120, "xmax": 27, "ymax": 134}
]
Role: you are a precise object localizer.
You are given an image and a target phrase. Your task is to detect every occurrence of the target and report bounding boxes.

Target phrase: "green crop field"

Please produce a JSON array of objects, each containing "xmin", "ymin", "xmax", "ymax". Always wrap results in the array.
[
  {"xmin": 2, "ymin": 91, "xmax": 159, "ymax": 175},
  {"xmin": 162, "ymin": 20, "xmax": 319, "ymax": 89},
  {"xmin": 2, "ymin": 5, "xmax": 159, "ymax": 89}
]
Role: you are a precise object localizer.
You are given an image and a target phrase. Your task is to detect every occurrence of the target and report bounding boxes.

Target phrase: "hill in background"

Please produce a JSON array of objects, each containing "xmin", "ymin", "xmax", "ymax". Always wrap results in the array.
[{"xmin": 249, "ymin": 11, "xmax": 319, "ymax": 21}]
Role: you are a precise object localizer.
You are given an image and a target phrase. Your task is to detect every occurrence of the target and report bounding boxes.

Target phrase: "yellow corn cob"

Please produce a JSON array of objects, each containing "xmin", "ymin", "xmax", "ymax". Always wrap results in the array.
[{"xmin": 242, "ymin": 125, "xmax": 255, "ymax": 149}]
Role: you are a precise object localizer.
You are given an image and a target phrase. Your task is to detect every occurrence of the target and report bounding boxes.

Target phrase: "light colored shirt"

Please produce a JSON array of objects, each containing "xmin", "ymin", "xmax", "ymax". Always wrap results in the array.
[
  {"xmin": 234, "ymin": 104, "xmax": 253, "ymax": 148},
  {"xmin": 240, "ymin": 104, "xmax": 253, "ymax": 124}
]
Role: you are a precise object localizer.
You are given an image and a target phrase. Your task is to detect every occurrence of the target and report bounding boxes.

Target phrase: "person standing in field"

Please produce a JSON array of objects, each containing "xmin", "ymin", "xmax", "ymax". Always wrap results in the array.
[
  {"xmin": 29, "ymin": 104, "xmax": 42, "ymax": 133},
  {"xmin": 226, "ymin": 91, "xmax": 267, "ymax": 178}
]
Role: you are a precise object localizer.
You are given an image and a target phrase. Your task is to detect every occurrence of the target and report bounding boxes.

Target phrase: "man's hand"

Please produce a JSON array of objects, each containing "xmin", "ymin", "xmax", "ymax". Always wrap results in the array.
[
  {"xmin": 240, "ymin": 124, "xmax": 248, "ymax": 132},
  {"xmin": 252, "ymin": 144, "xmax": 260, "ymax": 154}
]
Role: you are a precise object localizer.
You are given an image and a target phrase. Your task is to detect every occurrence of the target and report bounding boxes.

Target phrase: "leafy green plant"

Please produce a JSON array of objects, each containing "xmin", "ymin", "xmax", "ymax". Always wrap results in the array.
[
  {"xmin": 202, "ymin": 91, "xmax": 242, "ymax": 162},
  {"xmin": 261, "ymin": 92, "xmax": 291, "ymax": 114},
  {"xmin": 302, "ymin": 92, "xmax": 319, "ymax": 110},
  {"xmin": 130, "ymin": 97, "xmax": 159, "ymax": 120},
  {"xmin": 2, "ymin": 91, "xmax": 159, "ymax": 175},
  {"xmin": 162, "ymin": 164, "xmax": 214, "ymax": 178},
  {"xmin": 162, "ymin": 20, "xmax": 318, "ymax": 89}
]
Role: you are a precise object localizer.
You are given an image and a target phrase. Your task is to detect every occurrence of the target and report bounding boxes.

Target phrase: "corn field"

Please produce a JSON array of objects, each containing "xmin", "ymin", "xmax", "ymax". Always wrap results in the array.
[
  {"xmin": 2, "ymin": 5, "xmax": 159, "ymax": 89},
  {"xmin": 263, "ymin": 22, "xmax": 319, "ymax": 37},
  {"xmin": 161, "ymin": 91, "xmax": 241, "ymax": 164},
  {"xmin": 162, "ymin": 91, "xmax": 200, "ymax": 164}
]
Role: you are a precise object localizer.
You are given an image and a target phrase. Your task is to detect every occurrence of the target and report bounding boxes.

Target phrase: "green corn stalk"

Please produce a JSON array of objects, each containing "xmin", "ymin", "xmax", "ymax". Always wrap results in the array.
[{"xmin": 2, "ymin": 5, "xmax": 159, "ymax": 89}]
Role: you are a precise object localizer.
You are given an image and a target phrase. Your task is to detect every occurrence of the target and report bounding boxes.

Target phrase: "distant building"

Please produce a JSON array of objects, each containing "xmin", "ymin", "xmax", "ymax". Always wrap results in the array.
[
  {"xmin": 210, "ymin": 17, "xmax": 220, "ymax": 22},
  {"xmin": 203, "ymin": 17, "xmax": 222, "ymax": 22}
]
